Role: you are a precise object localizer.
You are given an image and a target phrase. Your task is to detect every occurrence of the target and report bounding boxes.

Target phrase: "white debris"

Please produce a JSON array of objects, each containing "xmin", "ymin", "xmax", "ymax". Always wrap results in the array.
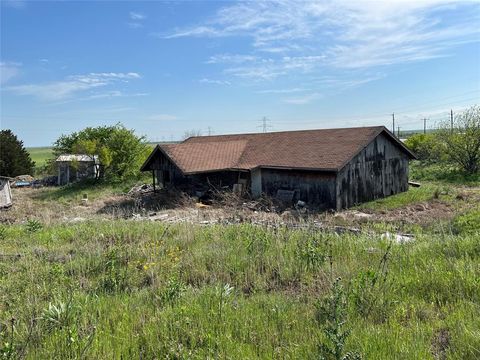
[{"xmin": 381, "ymin": 231, "xmax": 415, "ymax": 243}]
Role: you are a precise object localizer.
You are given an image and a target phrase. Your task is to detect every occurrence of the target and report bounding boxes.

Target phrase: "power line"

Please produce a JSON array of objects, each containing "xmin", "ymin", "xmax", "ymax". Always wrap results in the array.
[
  {"xmin": 257, "ymin": 116, "xmax": 273, "ymax": 133},
  {"xmin": 271, "ymin": 93, "xmax": 479, "ymax": 126}
]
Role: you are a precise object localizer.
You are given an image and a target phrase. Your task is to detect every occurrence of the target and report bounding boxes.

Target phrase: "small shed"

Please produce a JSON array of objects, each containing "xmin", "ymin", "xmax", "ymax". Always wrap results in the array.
[
  {"xmin": 0, "ymin": 176, "xmax": 13, "ymax": 208},
  {"xmin": 56, "ymin": 154, "xmax": 99, "ymax": 185}
]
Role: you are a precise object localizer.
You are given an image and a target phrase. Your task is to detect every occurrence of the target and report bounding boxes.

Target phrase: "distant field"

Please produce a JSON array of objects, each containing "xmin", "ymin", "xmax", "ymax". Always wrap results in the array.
[{"xmin": 27, "ymin": 147, "xmax": 54, "ymax": 167}]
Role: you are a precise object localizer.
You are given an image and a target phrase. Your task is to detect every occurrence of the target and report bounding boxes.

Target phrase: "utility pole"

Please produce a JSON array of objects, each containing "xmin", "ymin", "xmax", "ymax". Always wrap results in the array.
[
  {"xmin": 258, "ymin": 116, "xmax": 272, "ymax": 133},
  {"xmin": 423, "ymin": 118, "xmax": 427, "ymax": 134},
  {"xmin": 261, "ymin": 116, "xmax": 268, "ymax": 133},
  {"xmin": 397, "ymin": 126, "xmax": 400, "ymax": 138},
  {"xmin": 392, "ymin": 113, "xmax": 395, "ymax": 137},
  {"xmin": 207, "ymin": 127, "xmax": 213, "ymax": 136},
  {"xmin": 450, "ymin": 109, "xmax": 454, "ymax": 133}
]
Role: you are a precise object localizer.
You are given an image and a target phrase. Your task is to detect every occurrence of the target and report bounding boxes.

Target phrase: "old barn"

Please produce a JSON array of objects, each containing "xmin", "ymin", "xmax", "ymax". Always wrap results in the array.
[{"xmin": 140, "ymin": 126, "xmax": 416, "ymax": 210}]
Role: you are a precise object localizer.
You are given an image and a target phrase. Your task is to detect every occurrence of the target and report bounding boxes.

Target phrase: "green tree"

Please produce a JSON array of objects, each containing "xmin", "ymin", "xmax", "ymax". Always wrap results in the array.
[
  {"xmin": 52, "ymin": 124, "xmax": 148, "ymax": 180},
  {"xmin": 73, "ymin": 139, "xmax": 112, "ymax": 179},
  {"xmin": 105, "ymin": 126, "xmax": 150, "ymax": 179},
  {"xmin": 53, "ymin": 125, "xmax": 116, "ymax": 157},
  {"xmin": 404, "ymin": 133, "xmax": 445, "ymax": 162},
  {"xmin": 0, "ymin": 130, "xmax": 35, "ymax": 177},
  {"xmin": 437, "ymin": 105, "xmax": 480, "ymax": 174}
]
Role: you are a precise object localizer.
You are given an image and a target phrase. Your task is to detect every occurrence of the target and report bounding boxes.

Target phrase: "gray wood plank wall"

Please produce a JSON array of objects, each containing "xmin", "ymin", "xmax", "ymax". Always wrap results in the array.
[{"xmin": 335, "ymin": 133, "xmax": 410, "ymax": 209}]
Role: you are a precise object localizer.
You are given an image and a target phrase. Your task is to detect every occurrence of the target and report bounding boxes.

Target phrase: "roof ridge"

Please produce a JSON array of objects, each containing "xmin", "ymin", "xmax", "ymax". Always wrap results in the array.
[{"xmin": 184, "ymin": 125, "xmax": 386, "ymax": 142}]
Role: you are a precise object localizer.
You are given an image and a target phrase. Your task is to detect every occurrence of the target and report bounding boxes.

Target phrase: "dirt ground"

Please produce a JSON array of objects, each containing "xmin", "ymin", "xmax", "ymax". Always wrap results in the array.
[{"xmin": 1, "ymin": 185, "xmax": 479, "ymax": 231}]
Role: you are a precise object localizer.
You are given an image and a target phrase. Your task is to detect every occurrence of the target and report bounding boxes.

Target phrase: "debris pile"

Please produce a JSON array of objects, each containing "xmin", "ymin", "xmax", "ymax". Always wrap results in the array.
[
  {"xmin": 127, "ymin": 183, "xmax": 154, "ymax": 195},
  {"xmin": 11, "ymin": 175, "xmax": 35, "ymax": 188}
]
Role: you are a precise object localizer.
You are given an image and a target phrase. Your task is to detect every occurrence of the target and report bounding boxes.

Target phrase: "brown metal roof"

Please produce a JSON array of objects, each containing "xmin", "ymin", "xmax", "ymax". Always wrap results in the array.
[{"xmin": 141, "ymin": 126, "xmax": 415, "ymax": 174}]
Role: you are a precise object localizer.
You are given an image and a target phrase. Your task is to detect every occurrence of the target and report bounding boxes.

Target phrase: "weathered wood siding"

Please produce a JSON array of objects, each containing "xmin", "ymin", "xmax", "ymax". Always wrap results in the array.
[
  {"xmin": 335, "ymin": 133, "xmax": 410, "ymax": 209},
  {"xmin": 261, "ymin": 168, "xmax": 336, "ymax": 208},
  {"xmin": 147, "ymin": 152, "xmax": 185, "ymax": 186},
  {"xmin": 251, "ymin": 168, "xmax": 262, "ymax": 197}
]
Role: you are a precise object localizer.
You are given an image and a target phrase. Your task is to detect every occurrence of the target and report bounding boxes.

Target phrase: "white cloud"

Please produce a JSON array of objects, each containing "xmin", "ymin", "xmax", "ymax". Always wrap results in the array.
[
  {"xmin": 257, "ymin": 88, "xmax": 308, "ymax": 94},
  {"xmin": 221, "ymin": 55, "xmax": 327, "ymax": 80},
  {"xmin": 206, "ymin": 54, "xmax": 257, "ymax": 64},
  {"xmin": 198, "ymin": 78, "xmax": 231, "ymax": 85},
  {"xmin": 0, "ymin": 61, "xmax": 21, "ymax": 84},
  {"xmin": 87, "ymin": 91, "xmax": 147, "ymax": 100},
  {"xmin": 148, "ymin": 114, "xmax": 178, "ymax": 121},
  {"xmin": 164, "ymin": 0, "xmax": 480, "ymax": 79},
  {"xmin": 164, "ymin": 26, "xmax": 221, "ymax": 39},
  {"xmin": 129, "ymin": 11, "xmax": 146, "ymax": 20},
  {"xmin": 312, "ymin": 73, "xmax": 386, "ymax": 90},
  {"xmin": 283, "ymin": 92, "xmax": 322, "ymax": 105},
  {"xmin": 6, "ymin": 72, "xmax": 141, "ymax": 101}
]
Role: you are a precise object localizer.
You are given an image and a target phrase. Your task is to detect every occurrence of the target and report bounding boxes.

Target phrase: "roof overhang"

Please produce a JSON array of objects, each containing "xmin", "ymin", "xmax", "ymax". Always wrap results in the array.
[
  {"xmin": 140, "ymin": 145, "xmax": 183, "ymax": 173},
  {"xmin": 254, "ymin": 165, "xmax": 338, "ymax": 173},
  {"xmin": 335, "ymin": 127, "xmax": 417, "ymax": 171},
  {"xmin": 380, "ymin": 128, "xmax": 417, "ymax": 160}
]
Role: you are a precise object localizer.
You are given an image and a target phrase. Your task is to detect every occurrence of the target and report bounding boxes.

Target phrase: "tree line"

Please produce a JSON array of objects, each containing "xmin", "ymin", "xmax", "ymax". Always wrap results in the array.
[
  {"xmin": 0, "ymin": 124, "xmax": 149, "ymax": 180},
  {"xmin": 405, "ymin": 105, "xmax": 480, "ymax": 174}
]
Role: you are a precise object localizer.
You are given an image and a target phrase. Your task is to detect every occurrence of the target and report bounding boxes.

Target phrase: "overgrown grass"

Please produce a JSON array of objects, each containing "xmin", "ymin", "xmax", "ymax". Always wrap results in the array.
[
  {"xmin": 410, "ymin": 161, "xmax": 480, "ymax": 186},
  {"xmin": 34, "ymin": 176, "xmax": 150, "ymax": 202},
  {"xmin": 0, "ymin": 220, "xmax": 478, "ymax": 359},
  {"xmin": 356, "ymin": 183, "xmax": 455, "ymax": 211},
  {"xmin": 452, "ymin": 205, "xmax": 480, "ymax": 235}
]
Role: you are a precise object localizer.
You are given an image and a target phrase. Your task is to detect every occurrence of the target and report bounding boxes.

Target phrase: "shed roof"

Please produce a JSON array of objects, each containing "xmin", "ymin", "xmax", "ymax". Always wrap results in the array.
[
  {"xmin": 141, "ymin": 126, "xmax": 416, "ymax": 174},
  {"xmin": 56, "ymin": 154, "xmax": 99, "ymax": 163},
  {"xmin": 160, "ymin": 140, "xmax": 248, "ymax": 174}
]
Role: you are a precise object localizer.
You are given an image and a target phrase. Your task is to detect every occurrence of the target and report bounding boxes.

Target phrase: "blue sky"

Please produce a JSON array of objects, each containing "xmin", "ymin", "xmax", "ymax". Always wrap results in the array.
[{"xmin": 1, "ymin": 0, "xmax": 479, "ymax": 147}]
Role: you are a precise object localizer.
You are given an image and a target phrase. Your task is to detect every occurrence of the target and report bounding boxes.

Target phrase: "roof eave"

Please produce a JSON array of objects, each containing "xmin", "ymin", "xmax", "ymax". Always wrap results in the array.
[
  {"xmin": 254, "ymin": 165, "xmax": 339, "ymax": 173},
  {"xmin": 183, "ymin": 167, "xmax": 249, "ymax": 175}
]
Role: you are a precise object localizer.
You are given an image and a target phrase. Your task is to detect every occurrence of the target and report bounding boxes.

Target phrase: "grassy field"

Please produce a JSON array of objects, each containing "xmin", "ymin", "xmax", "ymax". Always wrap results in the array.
[
  {"xmin": 0, "ymin": 219, "xmax": 478, "ymax": 359},
  {"xmin": 27, "ymin": 147, "xmax": 54, "ymax": 168},
  {"xmin": 1, "ymin": 178, "xmax": 479, "ymax": 359}
]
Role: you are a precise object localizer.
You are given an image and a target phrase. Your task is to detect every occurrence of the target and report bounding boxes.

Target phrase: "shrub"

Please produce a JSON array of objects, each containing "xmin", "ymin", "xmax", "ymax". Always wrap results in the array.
[
  {"xmin": 437, "ymin": 105, "xmax": 480, "ymax": 174},
  {"xmin": 404, "ymin": 133, "xmax": 445, "ymax": 163},
  {"xmin": 25, "ymin": 219, "xmax": 43, "ymax": 233}
]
